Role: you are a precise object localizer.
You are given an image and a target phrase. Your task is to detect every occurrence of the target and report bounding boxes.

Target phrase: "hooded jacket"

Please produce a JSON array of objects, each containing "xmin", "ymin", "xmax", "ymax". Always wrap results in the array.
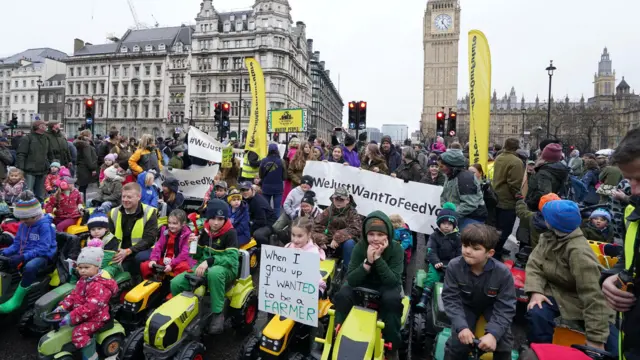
[
  {"xmin": 95, "ymin": 166, "xmax": 123, "ymax": 205},
  {"xmin": 3, "ymin": 214, "xmax": 57, "ymax": 261},
  {"xmin": 525, "ymin": 228, "xmax": 613, "ymax": 344},
  {"xmin": 230, "ymin": 201, "xmax": 251, "ymax": 247},
  {"xmin": 283, "ymin": 186, "xmax": 306, "ymax": 218},
  {"xmin": 137, "ymin": 171, "xmax": 159, "ymax": 208},
  {"xmin": 197, "ymin": 220, "xmax": 239, "ymax": 276},
  {"xmin": 59, "ymin": 272, "xmax": 118, "ymax": 331},
  {"xmin": 44, "ymin": 188, "xmax": 83, "ymax": 219},
  {"xmin": 150, "ymin": 225, "xmax": 196, "ymax": 268},
  {"xmin": 2, "ymin": 179, "xmax": 25, "ymax": 203},
  {"xmin": 492, "ymin": 150, "xmax": 525, "ymax": 210},
  {"xmin": 426, "ymin": 228, "xmax": 461, "ymax": 266},
  {"xmin": 129, "ymin": 146, "xmax": 163, "ymax": 176},
  {"xmin": 73, "ymin": 137, "xmax": 98, "ymax": 187},
  {"xmin": 313, "ymin": 197, "xmax": 362, "ymax": 246},
  {"xmin": 346, "ymin": 211, "xmax": 404, "ymax": 289},
  {"xmin": 525, "ymin": 161, "xmax": 570, "ymax": 211},
  {"xmin": 441, "ymin": 169, "xmax": 488, "ymax": 220},
  {"xmin": 580, "ymin": 220, "xmax": 614, "ymax": 243},
  {"xmin": 259, "ymin": 150, "xmax": 285, "ymax": 195}
]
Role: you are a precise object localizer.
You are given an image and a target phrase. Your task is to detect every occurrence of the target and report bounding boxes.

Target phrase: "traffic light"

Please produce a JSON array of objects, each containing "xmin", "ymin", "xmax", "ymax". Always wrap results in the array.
[
  {"xmin": 447, "ymin": 111, "xmax": 457, "ymax": 137},
  {"xmin": 348, "ymin": 101, "xmax": 357, "ymax": 130},
  {"xmin": 358, "ymin": 101, "xmax": 367, "ymax": 130},
  {"xmin": 84, "ymin": 99, "xmax": 94, "ymax": 129},
  {"xmin": 273, "ymin": 132, "xmax": 279, "ymax": 143},
  {"xmin": 10, "ymin": 113, "xmax": 17, "ymax": 129},
  {"xmin": 214, "ymin": 102, "xmax": 222, "ymax": 128},
  {"xmin": 436, "ymin": 111, "xmax": 445, "ymax": 134},
  {"xmin": 221, "ymin": 102, "xmax": 231, "ymax": 133}
]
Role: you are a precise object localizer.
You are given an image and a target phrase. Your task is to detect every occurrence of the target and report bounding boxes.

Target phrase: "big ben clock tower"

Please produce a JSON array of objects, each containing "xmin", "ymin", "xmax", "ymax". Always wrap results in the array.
[{"xmin": 421, "ymin": 0, "xmax": 461, "ymax": 139}]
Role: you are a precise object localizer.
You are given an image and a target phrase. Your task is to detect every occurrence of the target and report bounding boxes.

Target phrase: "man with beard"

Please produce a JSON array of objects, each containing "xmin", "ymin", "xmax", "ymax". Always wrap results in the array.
[
  {"xmin": 45, "ymin": 122, "xmax": 72, "ymax": 168},
  {"xmin": 381, "ymin": 135, "xmax": 402, "ymax": 174}
]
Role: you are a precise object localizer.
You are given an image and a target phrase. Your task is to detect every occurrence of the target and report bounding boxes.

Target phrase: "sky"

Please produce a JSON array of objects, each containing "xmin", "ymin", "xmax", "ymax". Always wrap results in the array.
[{"xmin": 1, "ymin": 0, "xmax": 638, "ymax": 133}]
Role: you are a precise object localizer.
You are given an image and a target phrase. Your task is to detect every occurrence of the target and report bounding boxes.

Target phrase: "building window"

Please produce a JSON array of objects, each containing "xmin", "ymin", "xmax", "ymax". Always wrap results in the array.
[
  {"xmin": 156, "ymin": 65, "xmax": 162, "ymax": 76},
  {"xmin": 274, "ymin": 36, "xmax": 285, "ymax": 48},
  {"xmin": 92, "ymin": 66, "xmax": 98, "ymax": 75},
  {"xmin": 49, "ymin": 94, "xmax": 53, "ymax": 103},
  {"xmin": 40, "ymin": 95, "xmax": 45, "ymax": 103},
  {"xmin": 92, "ymin": 83, "xmax": 97, "ymax": 94},
  {"xmin": 145, "ymin": 45, "xmax": 153, "ymax": 52},
  {"xmin": 23, "ymin": 95, "xmax": 26, "ymax": 103},
  {"xmin": 223, "ymin": 41, "xmax": 230, "ymax": 49},
  {"xmin": 274, "ymin": 55, "xmax": 285, "ymax": 68},
  {"xmin": 123, "ymin": 66, "xmax": 129, "ymax": 77},
  {"xmin": 134, "ymin": 66, "xmax": 140, "ymax": 76},
  {"xmin": 14, "ymin": 95, "xmax": 17, "ymax": 103},
  {"xmin": 69, "ymin": 68, "xmax": 74, "ymax": 77},
  {"xmin": 98, "ymin": 102, "xmax": 104, "ymax": 117},
  {"xmin": 112, "ymin": 83, "xmax": 118, "ymax": 96},
  {"xmin": 84, "ymin": 67, "xmax": 90, "ymax": 76},
  {"xmin": 224, "ymin": 22, "xmax": 231, "ymax": 32},
  {"xmin": 271, "ymin": 77, "xmax": 285, "ymax": 93},
  {"xmin": 57, "ymin": 94, "xmax": 63, "ymax": 102},
  {"xmin": 121, "ymin": 46, "xmax": 128, "ymax": 53},
  {"xmin": 220, "ymin": 58, "xmax": 229, "ymax": 70},
  {"xmin": 232, "ymin": 79, "xmax": 240, "ymax": 93},
  {"xmin": 74, "ymin": 102, "xmax": 80, "ymax": 116},
  {"xmin": 133, "ymin": 45, "xmax": 140, "ymax": 52},
  {"xmin": 235, "ymin": 40, "xmax": 242, "ymax": 48},
  {"xmin": 219, "ymin": 79, "xmax": 227, "ymax": 92},
  {"xmin": 158, "ymin": 43, "xmax": 166, "ymax": 51},
  {"xmin": 122, "ymin": 104, "xmax": 128, "ymax": 118},
  {"xmin": 144, "ymin": 83, "xmax": 150, "ymax": 95},
  {"xmin": 101, "ymin": 65, "xmax": 106, "ymax": 75},
  {"xmin": 231, "ymin": 101, "xmax": 239, "ymax": 116},
  {"xmin": 132, "ymin": 103, "xmax": 138, "ymax": 118},
  {"xmin": 243, "ymin": 78, "xmax": 250, "ymax": 92},
  {"xmin": 233, "ymin": 57, "xmax": 243, "ymax": 69},
  {"xmin": 111, "ymin": 104, "xmax": 117, "ymax": 117},
  {"xmin": 155, "ymin": 81, "xmax": 161, "ymax": 96},
  {"xmin": 113, "ymin": 66, "xmax": 119, "ymax": 77},
  {"xmin": 259, "ymin": 55, "xmax": 268, "ymax": 67},
  {"xmin": 123, "ymin": 83, "xmax": 128, "ymax": 96},
  {"xmin": 248, "ymin": 39, "xmax": 255, "ymax": 47},
  {"xmin": 100, "ymin": 82, "xmax": 105, "ymax": 94},
  {"xmin": 154, "ymin": 104, "xmax": 160, "ymax": 118},
  {"xmin": 144, "ymin": 104, "xmax": 149, "ymax": 118},
  {"xmin": 144, "ymin": 65, "xmax": 150, "ymax": 76},
  {"xmin": 133, "ymin": 84, "xmax": 139, "ymax": 96},
  {"xmin": 83, "ymin": 83, "xmax": 88, "ymax": 94}
]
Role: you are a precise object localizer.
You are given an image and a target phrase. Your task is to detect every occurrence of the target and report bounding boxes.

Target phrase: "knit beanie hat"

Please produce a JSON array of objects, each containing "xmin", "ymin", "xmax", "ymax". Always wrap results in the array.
[
  {"xmin": 538, "ymin": 193, "xmax": 561, "ymax": 212},
  {"xmin": 77, "ymin": 240, "xmax": 104, "ymax": 268},
  {"xmin": 50, "ymin": 162, "xmax": 61, "ymax": 169},
  {"xmin": 364, "ymin": 217, "xmax": 389, "ymax": 236},
  {"xmin": 104, "ymin": 153, "xmax": 117, "ymax": 163},
  {"xmin": 13, "ymin": 191, "xmax": 42, "ymax": 219},
  {"xmin": 301, "ymin": 175, "xmax": 314, "ymax": 187},
  {"xmin": 542, "ymin": 200, "xmax": 581, "ymax": 234},
  {"xmin": 440, "ymin": 149, "xmax": 466, "ymax": 168},
  {"xmin": 381, "ymin": 135, "xmax": 392, "ymax": 145},
  {"xmin": 437, "ymin": 202, "xmax": 459, "ymax": 228},
  {"xmin": 88, "ymin": 210, "xmax": 109, "ymax": 230},
  {"xmin": 428, "ymin": 158, "xmax": 438, "ymax": 167},
  {"xmin": 590, "ymin": 208, "xmax": 612, "ymax": 222},
  {"xmin": 541, "ymin": 143, "xmax": 563, "ymax": 163},
  {"xmin": 301, "ymin": 191, "xmax": 316, "ymax": 206},
  {"xmin": 205, "ymin": 199, "xmax": 230, "ymax": 219}
]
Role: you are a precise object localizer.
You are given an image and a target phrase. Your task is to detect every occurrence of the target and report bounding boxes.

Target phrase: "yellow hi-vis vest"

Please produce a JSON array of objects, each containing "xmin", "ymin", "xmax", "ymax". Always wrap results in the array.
[
  {"xmin": 110, "ymin": 204, "xmax": 156, "ymax": 247},
  {"xmin": 241, "ymin": 152, "xmax": 259, "ymax": 180},
  {"xmin": 620, "ymin": 204, "xmax": 640, "ymax": 360}
]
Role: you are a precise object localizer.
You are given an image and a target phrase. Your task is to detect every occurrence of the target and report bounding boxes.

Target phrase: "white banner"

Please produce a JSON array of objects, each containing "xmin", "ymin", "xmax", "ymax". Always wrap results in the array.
[
  {"xmin": 259, "ymin": 245, "xmax": 319, "ymax": 327},
  {"xmin": 187, "ymin": 126, "xmax": 245, "ymax": 164},
  {"xmin": 158, "ymin": 165, "xmax": 219, "ymax": 199},
  {"xmin": 303, "ymin": 161, "xmax": 443, "ymax": 234}
]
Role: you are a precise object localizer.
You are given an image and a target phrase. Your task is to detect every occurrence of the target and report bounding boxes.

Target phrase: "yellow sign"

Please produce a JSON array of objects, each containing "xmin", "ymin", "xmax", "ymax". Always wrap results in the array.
[
  {"xmin": 244, "ymin": 58, "xmax": 267, "ymax": 159},
  {"xmin": 222, "ymin": 147, "xmax": 233, "ymax": 168},
  {"xmin": 468, "ymin": 30, "xmax": 492, "ymax": 172},
  {"xmin": 268, "ymin": 109, "xmax": 307, "ymax": 133}
]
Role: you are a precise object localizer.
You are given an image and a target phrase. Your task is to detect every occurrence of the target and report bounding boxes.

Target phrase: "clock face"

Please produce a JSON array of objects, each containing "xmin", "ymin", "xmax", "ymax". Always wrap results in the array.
[{"xmin": 434, "ymin": 13, "xmax": 453, "ymax": 31}]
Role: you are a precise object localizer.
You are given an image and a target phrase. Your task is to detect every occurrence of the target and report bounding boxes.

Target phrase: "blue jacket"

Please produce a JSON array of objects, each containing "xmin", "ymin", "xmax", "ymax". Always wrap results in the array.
[
  {"xmin": 230, "ymin": 202, "xmax": 251, "ymax": 246},
  {"xmin": 394, "ymin": 227, "xmax": 413, "ymax": 251},
  {"xmin": 581, "ymin": 169, "xmax": 600, "ymax": 205},
  {"xmin": 259, "ymin": 155, "xmax": 285, "ymax": 195},
  {"xmin": 3, "ymin": 214, "xmax": 57, "ymax": 261},
  {"xmin": 137, "ymin": 171, "xmax": 159, "ymax": 208}
]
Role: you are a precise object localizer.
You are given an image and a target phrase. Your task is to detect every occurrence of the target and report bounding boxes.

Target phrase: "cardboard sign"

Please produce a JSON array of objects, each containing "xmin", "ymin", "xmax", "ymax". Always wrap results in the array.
[
  {"xmin": 222, "ymin": 147, "xmax": 233, "ymax": 169},
  {"xmin": 258, "ymin": 245, "xmax": 319, "ymax": 327}
]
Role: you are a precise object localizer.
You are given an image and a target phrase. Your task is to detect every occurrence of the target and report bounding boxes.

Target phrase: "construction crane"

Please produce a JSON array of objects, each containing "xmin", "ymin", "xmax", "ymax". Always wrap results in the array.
[{"xmin": 127, "ymin": 0, "xmax": 149, "ymax": 29}]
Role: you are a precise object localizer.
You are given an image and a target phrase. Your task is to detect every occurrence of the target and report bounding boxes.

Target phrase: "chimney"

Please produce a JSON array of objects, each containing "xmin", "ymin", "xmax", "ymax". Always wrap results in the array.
[
  {"xmin": 74, "ymin": 39, "xmax": 85, "ymax": 53},
  {"xmin": 320, "ymin": 61, "xmax": 325, "ymax": 69},
  {"xmin": 325, "ymin": 70, "xmax": 330, "ymax": 78},
  {"xmin": 307, "ymin": 39, "xmax": 313, "ymax": 53},
  {"xmin": 296, "ymin": 21, "xmax": 306, "ymax": 30},
  {"xmin": 313, "ymin": 51, "xmax": 320, "ymax": 61}
]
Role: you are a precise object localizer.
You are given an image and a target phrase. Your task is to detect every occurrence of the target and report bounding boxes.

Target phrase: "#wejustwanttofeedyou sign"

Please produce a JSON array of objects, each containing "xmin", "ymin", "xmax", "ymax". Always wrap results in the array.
[{"xmin": 268, "ymin": 109, "xmax": 307, "ymax": 133}]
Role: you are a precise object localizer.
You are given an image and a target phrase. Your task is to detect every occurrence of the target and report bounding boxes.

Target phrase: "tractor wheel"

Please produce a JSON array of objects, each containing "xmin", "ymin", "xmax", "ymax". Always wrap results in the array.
[
  {"xmin": 411, "ymin": 311, "xmax": 430, "ymax": 355},
  {"xmin": 238, "ymin": 336, "xmax": 260, "ymax": 360},
  {"xmin": 175, "ymin": 341, "xmax": 206, "ymax": 360},
  {"xmin": 100, "ymin": 334, "xmax": 124, "ymax": 358},
  {"xmin": 234, "ymin": 291, "xmax": 258, "ymax": 335},
  {"xmin": 118, "ymin": 327, "xmax": 144, "ymax": 360}
]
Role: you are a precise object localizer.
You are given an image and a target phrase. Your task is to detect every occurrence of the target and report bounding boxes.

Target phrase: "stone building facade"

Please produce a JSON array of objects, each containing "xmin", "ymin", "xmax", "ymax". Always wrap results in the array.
[{"xmin": 308, "ymin": 39, "xmax": 343, "ymax": 140}]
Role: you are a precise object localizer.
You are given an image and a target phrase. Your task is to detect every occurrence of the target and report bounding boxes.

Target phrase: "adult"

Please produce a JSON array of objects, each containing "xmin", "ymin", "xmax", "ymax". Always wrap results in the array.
[
  {"xmin": 392, "ymin": 147, "xmax": 423, "ymax": 182},
  {"xmin": 218, "ymin": 156, "xmax": 241, "ymax": 190},
  {"xmin": 129, "ymin": 133, "xmax": 163, "ymax": 177},
  {"xmin": 341, "ymin": 134, "xmax": 361, "ymax": 167},
  {"xmin": 282, "ymin": 137, "xmax": 301, "ymax": 205},
  {"xmin": 108, "ymin": 182, "xmax": 159, "ymax": 278},
  {"xmin": 568, "ymin": 149, "xmax": 584, "ymax": 177},
  {"xmin": 360, "ymin": 143, "xmax": 389, "ymax": 175},
  {"xmin": 287, "ymin": 142, "xmax": 312, "ymax": 189},
  {"xmin": 0, "ymin": 137, "xmax": 13, "ymax": 182},
  {"xmin": 45, "ymin": 122, "xmax": 72, "ymax": 168},
  {"xmin": 599, "ymin": 163, "xmax": 624, "ymax": 204},
  {"xmin": 168, "ymin": 145, "xmax": 185, "ymax": 170},
  {"xmin": 239, "ymin": 181, "xmax": 277, "ymax": 246},
  {"xmin": 525, "ymin": 142, "xmax": 569, "ymax": 212},
  {"xmin": 582, "ymin": 159, "xmax": 601, "ymax": 206},
  {"xmin": 74, "ymin": 130, "xmax": 98, "ymax": 203},
  {"xmin": 16, "ymin": 120, "xmax": 52, "ymax": 200},
  {"xmin": 67, "ymin": 138, "xmax": 77, "ymax": 176},
  {"xmin": 259, "ymin": 143, "xmax": 286, "ymax": 217},
  {"xmin": 492, "ymin": 138, "xmax": 525, "ymax": 257},
  {"xmin": 10, "ymin": 131, "xmax": 23, "ymax": 151},
  {"xmin": 439, "ymin": 149, "xmax": 487, "ymax": 229},
  {"xmin": 380, "ymin": 135, "xmax": 402, "ymax": 174},
  {"xmin": 239, "ymin": 150, "xmax": 261, "ymax": 183},
  {"xmin": 97, "ymin": 130, "xmax": 120, "ymax": 166},
  {"xmin": 420, "ymin": 158, "xmax": 446, "ymax": 186},
  {"xmin": 414, "ymin": 143, "xmax": 429, "ymax": 170}
]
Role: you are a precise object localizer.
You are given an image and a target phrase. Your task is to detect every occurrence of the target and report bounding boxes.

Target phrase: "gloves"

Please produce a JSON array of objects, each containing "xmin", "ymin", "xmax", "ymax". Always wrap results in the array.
[
  {"xmin": 8, "ymin": 255, "xmax": 24, "ymax": 268},
  {"xmin": 54, "ymin": 305, "xmax": 65, "ymax": 313},
  {"xmin": 59, "ymin": 314, "xmax": 71, "ymax": 327}
]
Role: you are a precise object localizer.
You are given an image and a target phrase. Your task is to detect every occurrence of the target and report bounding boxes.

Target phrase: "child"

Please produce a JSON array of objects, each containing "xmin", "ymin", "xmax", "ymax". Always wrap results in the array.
[
  {"xmin": 100, "ymin": 153, "xmax": 117, "ymax": 183},
  {"xmin": 442, "ymin": 223, "xmax": 515, "ymax": 360},
  {"xmin": 515, "ymin": 192, "xmax": 560, "ymax": 248},
  {"xmin": 298, "ymin": 191, "xmax": 321, "ymax": 220},
  {"xmin": 168, "ymin": 145, "xmax": 185, "ymax": 169},
  {"xmin": 0, "ymin": 191, "xmax": 57, "ymax": 313},
  {"xmin": 55, "ymin": 242, "xmax": 118, "ymax": 360},
  {"xmin": 228, "ymin": 189, "xmax": 251, "ymax": 247},
  {"xmin": 275, "ymin": 175, "xmax": 314, "ymax": 231},
  {"xmin": 581, "ymin": 208, "xmax": 614, "ymax": 243},
  {"xmin": 326, "ymin": 146, "xmax": 345, "ymax": 164},
  {"xmin": 2, "ymin": 167, "xmax": 25, "ymax": 205},
  {"xmin": 85, "ymin": 210, "xmax": 124, "ymax": 279},
  {"xmin": 44, "ymin": 176, "xmax": 84, "ymax": 232},
  {"xmin": 45, "ymin": 161, "xmax": 62, "ymax": 194},
  {"xmin": 91, "ymin": 165, "xmax": 123, "ymax": 213},
  {"xmin": 390, "ymin": 213, "xmax": 414, "ymax": 286},
  {"xmin": 159, "ymin": 178, "xmax": 185, "ymax": 215},
  {"xmin": 170, "ymin": 199, "xmax": 238, "ymax": 334},
  {"xmin": 137, "ymin": 170, "xmax": 159, "ymax": 208},
  {"xmin": 141, "ymin": 209, "xmax": 194, "ymax": 279},
  {"xmin": 285, "ymin": 217, "xmax": 326, "ymax": 293},
  {"xmin": 202, "ymin": 181, "xmax": 229, "ymax": 208}
]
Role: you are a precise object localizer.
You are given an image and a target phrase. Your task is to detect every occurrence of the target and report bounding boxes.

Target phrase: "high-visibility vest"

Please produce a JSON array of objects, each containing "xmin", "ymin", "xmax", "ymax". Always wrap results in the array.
[
  {"xmin": 110, "ymin": 204, "xmax": 156, "ymax": 247},
  {"xmin": 620, "ymin": 204, "xmax": 640, "ymax": 360},
  {"xmin": 241, "ymin": 152, "xmax": 259, "ymax": 179}
]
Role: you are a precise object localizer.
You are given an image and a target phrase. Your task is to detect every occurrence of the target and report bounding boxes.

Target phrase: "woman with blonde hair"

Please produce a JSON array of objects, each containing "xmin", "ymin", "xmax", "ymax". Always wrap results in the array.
[
  {"xmin": 360, "ymin": 143, "xmax": 389, "ymax": 174},
  {"xmin": 128, "ymin": 134, "xmax": 164, "ymax": 177},
  {"xmin": 282, "ymin": 137, "xmax": 301, "ymax": 204}
]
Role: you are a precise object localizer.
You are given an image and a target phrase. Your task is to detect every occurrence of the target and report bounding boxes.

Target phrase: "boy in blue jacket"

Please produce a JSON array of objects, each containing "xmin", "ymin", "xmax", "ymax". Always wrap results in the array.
[
  {"xmin": 0, "ymin": 191, "xmax": 57, "ymax": 313},
  {"xmin": 227, "ymin": 189, "xmax": 251, "ymax": 247},
  {"xmin": 137, "ymin": 170, "xmax": 159, "ymax": 208}
]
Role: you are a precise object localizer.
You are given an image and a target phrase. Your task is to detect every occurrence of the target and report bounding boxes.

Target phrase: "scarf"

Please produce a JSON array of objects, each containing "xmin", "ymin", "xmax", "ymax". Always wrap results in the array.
[{"xmin": 209, "ymin": 219, "xmax": 234, "ymax": 239}]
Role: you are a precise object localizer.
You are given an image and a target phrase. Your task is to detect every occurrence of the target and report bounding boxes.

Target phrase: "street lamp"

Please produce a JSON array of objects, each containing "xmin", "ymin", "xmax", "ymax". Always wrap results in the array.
[
  {"xmin": 36, "ymin": 78, "xmax": 43, "ymax": 117},
  {"xmin": 545, "ymin": 60, "xmax": 556, "ymax": 138}
]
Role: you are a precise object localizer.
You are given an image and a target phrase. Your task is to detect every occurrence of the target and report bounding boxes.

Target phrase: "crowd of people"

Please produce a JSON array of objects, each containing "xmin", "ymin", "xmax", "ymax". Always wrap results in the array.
[{"xmin": 0, "ymin": 118, "xmax": 639, "ymax": 360}]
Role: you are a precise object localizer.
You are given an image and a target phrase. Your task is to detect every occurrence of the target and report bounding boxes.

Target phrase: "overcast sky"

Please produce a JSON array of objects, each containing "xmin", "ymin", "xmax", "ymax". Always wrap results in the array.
[{"xmin": 2, "ymin": 0, "xmax": 638, "ymax": 133}]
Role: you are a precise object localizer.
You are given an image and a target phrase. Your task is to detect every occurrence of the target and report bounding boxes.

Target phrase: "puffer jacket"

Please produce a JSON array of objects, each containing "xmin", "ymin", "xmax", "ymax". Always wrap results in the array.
[
  {"xmin": 2, "ymin": 179, "xmax": 25, "ymax": 203},
  {"xmin": 230, "ymin": 202, "xmax": 251, "ymax": 247},
  {"xmin": 59, "ymin": 272, "xmax": 118, "ymax": 327},
  {"xmin": 441, "ymin": 169, "xmax": 487, "ymax": 220},
  {"xmin": 313, "ymin": 198, "xmax": 362, "ymax": 246},
  {"xmin": 149, "ymin": 225, "xmax": 195, "ymax": 268},
  {"xmin": 426, "ymin": 228, "xmax": 461, "ymax": 266},
  {"xmin": 525, "ymin": 161, "xmax": 570, "ymax": 211},
  {"xmin": 44, "ymin": 188, "xmax": 83, "ymax": 219},
  {"xmin": 525, "ymin": 228, "xmax": 614, "ymax": 344},
  {"xmin": 128, "ymin": 147, "xmax": 163, "ymax": 176},
  {"xmin": 137, "ymin": 171, "xmax": 159, "ymax": 208},
  {"xmin": 95, "ymin": 168, "xmax": 123, "ymax": 205}
]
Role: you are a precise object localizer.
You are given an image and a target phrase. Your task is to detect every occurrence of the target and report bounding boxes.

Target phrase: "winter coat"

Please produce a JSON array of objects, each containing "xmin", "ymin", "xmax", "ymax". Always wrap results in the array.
[
  {"xmin": 426, "ymin": 228, "xmax": 462, "ymax": 266},
  {"xmin": 2, "ymin": 179, "xmax": 25, "ymax": 204},
  {"xmin": 360, "ymin": 157, "xmax": 389, "ymax": 175},
  {"xmin": 219, "ymin": 157, "xmax": 241, "ymax": 190},
  {"xmin": 581, "ymin": 169, "xmax": 600, "ymax": 206},
  {"xmin": 395, "ymin": 160, "xmax": 423, "ymax": 182},
  {"xmin": 515, "ymin": 199, "xmax": 548, "ymax": 248},
  {"xmin": 45, "ymin": 130, "xmax": 72, "ymax": 165},
  {"xmin": 16, "ymin": 132, "xmax": 53, "ymax": 175},
  {"xmin": 2, "ymin": 214, "xmax": 57, "ymax": 261},
  {"xmin": 58, "ymin": 273, "xmax": 118, "ymax": 331},
  {"xmin": 420, "ymin": 171, "xmax": 446, "ymax": 186},
  {"xmin": 163, "ymin": 192, "xmax": 184, "ymax": 214},
  {"xmin": 128, "ymin": 147, "xmax": 163, "ymax": 176},
  {"xmin": 0, "ymin": 146, "xmax": 13, "ymax": 180},
  {"xmin": 297, "ymin": 205, "xmax": 322, "ymax": 221},
  {"xmin": 441, "ymin": 169, "xmax": 488, "ymax": 220},
  {"xmin": 97, "ymin": 140, "xmax": 118, "ymax": 166},
  {"xmin": 137, "ymin": 172, "xmax": 159, "ymax": 208},
  {"xmin": 313, "ymin": 200, "xmax": 362, "ymax": 246},
  {"xmin": 580, "ymin": 220, "xmax": 614, "ymax": 243},
  {"xmin": 568, "ymin": 156, "xmax": 584, "ymax": 177},
  {"xmin": 287, "ymin": 159, "xmax": 306, "ymax": 186},
  {"xmin": 346, "ymin": 211, "xmax": 403, "ymax": 289},
  {"xmin": 95, "ymin": 175, "xmax": 123, "ymax": 206},
  {"xmin": 525, "ymin": 161, "xmax": 570, "ymax": 211},
  {"xmin": 382, "ymin": 146, "xmax": 403, "ymax": 174},
  {"xmin": 45, "ymin": 173, "xmax": 60, "ymax": 193},
  {"xmin": 285, "ymin": 240, "xmax": 326, "ymax": 292},
  {"xmin": 45, "ymin": 189, "xmax": 83, "ymax": 219},
  {"xmin": 431, "ymin": 142, "xmax": 447, "ymax": 153},
  {"xmin": 394, "ymin": 227, "xmax": 413, "ymax": 250},
  {"xmin": 599, "ymin": 166, "xmax": 623, "ymax": 203},
  {"xmin": 108, "ymin": 202, "xmax": 158, "ymax": 253},
  {"xmin": 195, "ymin": 221, "xmax": 239, "ymax": 276},
  {"xmin": 283, "ymin": 186, "xmax": 306, "ymax": 219},
  {"xmin": 492, "ymin": 150, "xmax": 525, "ymax": 210},
  {"xmin": 611, "ymin": 179, "xmax": 631, "ymax": 244},
  {"xmin": 525, "ymin": 228, "xmax": 614, "ymax": 344},
  {"xmin": 246, "ymin": 193, "xmax": 277, "ymax": 232},
  {"xmin": 342, "ymin": 145, "xmax": 361, "ymax": 168},
  {"xmin": 259, "ymin": 155, "xmax": 285, "ymax": 195},
  {"xmin": 74, "ymin": 138, "xmax": 98, "ymax": 187},
  {"xmin": 230, "ymin": 202, "xmax": 251, "ymax": 247},
  {"xmin": 168, "ymin": 155, "xmax": 183, "ymax": 169},
  {"xmin": 150, "ymin": 225, "xmax": 196, "ymax": 268}
]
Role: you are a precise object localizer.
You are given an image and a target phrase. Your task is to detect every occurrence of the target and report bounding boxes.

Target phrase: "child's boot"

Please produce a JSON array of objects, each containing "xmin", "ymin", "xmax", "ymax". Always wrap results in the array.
[
  {"xmin": 416, "ymin": 288, "xmax": 432, "ymax": 311},
  {"xmin": 208, "ymin": 312, "xmax": 225, "ymax": 334},
  {"xmin": 0, "ymin": 283, "xmax": 29, "ymax": 314},
  {"xmin": 80, "ymin": 338, "xmax": 98, "ymax": 360}
]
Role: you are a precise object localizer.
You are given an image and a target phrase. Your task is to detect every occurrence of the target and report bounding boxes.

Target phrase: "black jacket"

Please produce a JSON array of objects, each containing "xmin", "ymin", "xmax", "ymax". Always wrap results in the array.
[
  {"xmin": 383, "ymin": 145, "xmax": 403, "ymax": 174},
  {"xmin": 420, "ymin": 171, "xmax": 447, "ymax": 186},
  {"xmin": 525, "ymin": 161, "xmax": 570, "ymax": 211},
  {"xmin": 74, "ymin": 138, "xmax": 98, "ymax": 187},
  {"xmin": 45, "ymin": 130, "xmax": 72, "ymax": 165},
  {"xmin": 247, "ymin": 193, "xmax": 277, "ymax": 232},
  {"xmin": 108, "ymin": 203, "xmax": 159, "ymax": 253},
  {"xmin": 426, "ymin": 229, "xmax": 461, "ymax": 266}
]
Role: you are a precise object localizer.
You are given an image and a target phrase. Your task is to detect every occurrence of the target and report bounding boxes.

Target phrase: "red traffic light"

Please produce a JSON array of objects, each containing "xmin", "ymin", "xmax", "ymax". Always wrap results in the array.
[
  {"xmin": 222, "ymin": 103, "xmax": 230, "ymax": 111},
  {"xmin": 348, "ymin": 102, "xmax": 355, "ymax": 109},
  {"xmin": 86, "ymin": 99, "xmax": 93, "ymax": 106},
  {"xmin": 436, "ymin": 111, "xmax": 445, "ymax": 120},
  {"xmin": 214, "ymin": 102, "xmax": 220, "ymax": 109},
  {"xmin": 360, "ymin": 102, "xmax": 367, "ymax": 109}
]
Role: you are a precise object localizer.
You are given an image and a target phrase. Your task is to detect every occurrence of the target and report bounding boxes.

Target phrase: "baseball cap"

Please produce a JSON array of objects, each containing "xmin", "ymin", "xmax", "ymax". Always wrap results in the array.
[{"xmin": 239, "ymin": 181, "xmax": 253, "ymax": 190}]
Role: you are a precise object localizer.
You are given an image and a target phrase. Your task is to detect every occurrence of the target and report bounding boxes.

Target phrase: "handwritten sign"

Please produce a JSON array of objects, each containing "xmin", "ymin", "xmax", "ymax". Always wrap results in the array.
[
  {"xmin": 258, "ymin": 245, "xmax": 319, "ymax": 326},
  {"xmin": 222, "ymin": 147, "xmax": 233, "ymax": 168}
]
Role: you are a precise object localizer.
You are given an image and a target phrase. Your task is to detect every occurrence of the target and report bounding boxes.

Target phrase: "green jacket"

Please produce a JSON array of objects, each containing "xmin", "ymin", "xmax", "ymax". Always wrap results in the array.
[
  {"xmin": 492, "ymin": 150, "xmax": 524, "ymax": 210},
  {"xmin": 346, "ymin": 211, "xmax": 404, "ymax": 289},
  {"xmin": 515, "ymin": 199, "xmax": 546, "ymax": 248},
  {"xmin": 525, "ymin": 228, "xmax": 614, "ymax": 344},
  {"xmin": 16, "ymin": 132, "xmax": 53, "ymax": 175},
  {"xmin": 195, "ymin": 225, "xmax": 239, "ymax": 277},
  {"xmin": 580, "ymin": 220, "xmax": 614, "ymax": 243},
  {"xmin": 45, "ymin": 130, "xmax": 72, "ymax": 165},
  {"xmin": 441, "ymin": 170, "xmax": 487, "ymax": 219},
  {"xmin": 599, "ymin": 166, "xmax": 623, "ymax": 203},
  {"xmin": 168, "ymin": 155, "xmax": 183, "ymax": 169}
]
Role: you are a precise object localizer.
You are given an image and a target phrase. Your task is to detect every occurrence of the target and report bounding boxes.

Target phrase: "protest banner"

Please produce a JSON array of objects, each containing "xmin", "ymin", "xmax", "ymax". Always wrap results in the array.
[
  {"xmin": 268, "ymin": 109, "xmax": 307, "ymax": 133},
  {"xmin": 158, "ymin": 165, "xmax": 218, "ymax": 199},
  {"xmin": 245, "ymin": 58, "xmax": 268, "ymax": 159},
  {"xmin": 188, "ymin": 126, "xmax": 245, "ymax": 164},
  {"xmin": 258, "ymin": 245, "xmax": 319, "ymax": 327},
  {"xmin": 222, "ymin": 147, "xmax": 233, "ymax": 168},
  {"xmin": 303, "ymin": 161, "xmax": 443, "ymax": 234}
]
